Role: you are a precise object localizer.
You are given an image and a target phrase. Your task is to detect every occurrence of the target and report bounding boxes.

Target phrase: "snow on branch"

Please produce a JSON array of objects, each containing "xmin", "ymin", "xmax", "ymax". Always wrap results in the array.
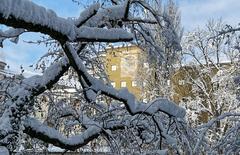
[
  {"xmin": 23, "ymin": 117, "xmax": 126, "ymax": 151},
  {"xmin": 0, "ymin": 28, "xmax": 25, "ymax": 46},
  {"xmin": 0, "ymin": 0, "xmax": 133, "ymax": 42},
  {"xmin": 75, "ymin": 3, "xmax": 100, "ymax": 27},
  {"xmin": 217, "ymin": 25, "xmax": 240, "ymax": 36},
  {"xmin": 0, "ymin": 0, "xmax": 76, "ymax": 40},
  {"xmin": 76, "ymin": 26, "xmax": 133, "ymax": 42},
  {"xmin": 123, "ymin": 17, "xmax": 157, "ymax": 24},
  {"xmin": 0, "ymin": 0, "xmax": 184, "ymax": 152},
  {"xmin": 0, "ymin": 58, "xmax": 70, "ymax": 141},
  {"xmin": 24, "ymin": 117, "xmax": 102, "ymax": 151},
  {"xmin": 132, "ymin": 0, "xmax": 161, "ymax": 24},
  {"xmin": 64, "ymin": 43, "xmax": 185, "ymax": 118},
  {"xmin": 79, "ymin": 0, "xmax": 157, "ymax": 27},
  {"xmin": 193, "ymin": 112, "xmax": 240, "ymax": 154},
  {"xmin": 13, "ymin": 58, "xmax": 69, "ymax": 98}
]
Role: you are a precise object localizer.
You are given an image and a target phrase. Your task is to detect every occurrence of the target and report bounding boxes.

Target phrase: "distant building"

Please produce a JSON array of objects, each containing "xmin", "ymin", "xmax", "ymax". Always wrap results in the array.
[
  {"xmin": 104, "ymin": 45, "xmax": 148, "ymax": 100},
  {"xmin": 0, "ymin": 61, "xmax": 6, "ymax": 80},
  {"xmin": 0, "ymin": 60, "xmax": 6, "ymax": 70},
  {"xmin": 0, "ymin": 50, "xmax": 24, "ymax": 80},
  {"xmin": 171, "ymin": 63, "xmax": 238, "ymax": 123},
  {"xmin": 0, "ymin": 50, "xmax": 7, "ymax": 80},
  {"xmin": 104, "ymin": 45, "xmax": 239, "ymax": 123}
]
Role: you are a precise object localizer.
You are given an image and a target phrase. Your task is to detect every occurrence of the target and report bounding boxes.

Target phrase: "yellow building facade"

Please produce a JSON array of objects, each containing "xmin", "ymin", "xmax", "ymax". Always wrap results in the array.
[
  {"xmin": 102, "ymin": 46, "xmax": 237, "ymax": 124},
  {"xmin": 104, "ymin": 45, "xmax": 145, "ymax": 99}
]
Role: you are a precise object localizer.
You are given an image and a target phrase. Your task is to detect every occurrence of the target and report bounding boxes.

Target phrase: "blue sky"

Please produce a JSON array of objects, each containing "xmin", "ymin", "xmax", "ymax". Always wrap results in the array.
[
  {"xmin": 0, "ymin": 0, "xmax": 240, "ymax": 76},
  {"xmin": 0, "ymin": 0, "xmax": 83, "ymax": 76},
  {"xmin": 179, "ymin": 0, "xmax": 240, "ymax": 31}
]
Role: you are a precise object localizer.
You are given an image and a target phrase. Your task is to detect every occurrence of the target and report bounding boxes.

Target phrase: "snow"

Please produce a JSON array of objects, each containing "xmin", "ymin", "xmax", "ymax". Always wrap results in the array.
[
  {"xmin": 22, "ymin": 57, "xmax": 68, "ymax": 88},
  {"xmin": 0, "ymin": 28, "xmax": 24, "ymax": 46},
  {"xmin": 24, "ymin": 117, "xmax": 102, "ymax": 148},
  {"xmin": 135, "ymin": 98, "xmax": 186, "ymax": 118},
  {"xmin": 77, "ymin": 26, "xmax": 133, "ymax": 42},
  {"xmin": 0, "ymin": 0, "xmax": 76, "ymax": 40},
  {"xmin": 0, "ymin": 113, "xmax": 12, "ymax": 137},
  {"xmin": 0, "ymin": 0, "xmax": 133, "ymax": 42},
  {"xmin": 85, "ymin": 89, "xmax": 97, "ymax": 102},
  {"xmin": 1, "ymin": 57, "xmax": 69, "ymax": 106},
  {"xmin": 66, "ymin": 43, "xmax": 185, "ymax": 118},
  {"xmin": 0, "ymin": 0, "xmax": 189, "ymax": 153},
  {"xmin": 81, "ymin": 2, "xmax": 128, "ymax": 27},
  {"xmin": 0, "ymin": 56, "xmax": 71, "ymax": 145},
  {"xmin": 100, "ymin": 2, "xmax": 127, "ymax": 20},
  {"xmin": 0, "ymin": 146, "xmax": 9, "ymax": 155},
  {"xmin": 94, "ymin": 82, "xmax": 185, "ymax": 118},
  {"xmin": 75, "ymin": 3, "xmax": 100, "ymax": 26},
  {"xmin": 47, "ymin": 145, "xmax": 65, "ymax": 152},
  {"xmin": 145, "ymin": 149, "xmax": 168, "ymax": 155},
  {"xmin": 0, "ymin": 49, "xmax": 6, "ymax": 62}
]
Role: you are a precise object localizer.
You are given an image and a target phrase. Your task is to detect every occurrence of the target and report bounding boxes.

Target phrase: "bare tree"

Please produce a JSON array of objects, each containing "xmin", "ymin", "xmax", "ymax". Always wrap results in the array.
[
  {"xmin": 135, "ymin": 0, "xmax": 183, "ymax": 101},
  {"xmin": 180, "ymin": 19, "xmax": 240, "ymax": 154}
]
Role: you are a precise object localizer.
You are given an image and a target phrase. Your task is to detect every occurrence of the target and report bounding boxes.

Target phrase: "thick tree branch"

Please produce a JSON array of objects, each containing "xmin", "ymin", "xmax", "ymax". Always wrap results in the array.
[
  {"xmin": 23, "ymin": 117, "xmax": 126, "ymax": 151},
  {"xmin": 0, "ymin": 0, "xmax": 133, "ymax": 43},
  {"xmin": 62, "ymin": 43, "xmax": 185, "ymax": 118}
]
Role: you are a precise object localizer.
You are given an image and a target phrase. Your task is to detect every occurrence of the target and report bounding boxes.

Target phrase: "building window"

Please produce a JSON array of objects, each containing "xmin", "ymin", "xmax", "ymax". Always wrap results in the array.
[
  {"xmin": 143, "ymin": 81, "xmax": 146, "ymax": 87},
  {"xmin": 167, "ymin": 80, "xmax": 170, "ymax": 86},
  {"xmin": 179, "ymin": 80, "xmax": 185, "ymax": 85},
  {"xmin": 121, "ymin": 81, "xmax": 127, "ymax": 87},
  {"xmin": 132, "ymin": 81, "xmax": 137, "ymax": 87},
  {"xmin": 111, "ymin": 65, "xmax": 117, "ymax": 71},
  {"xmin": 143, "ymin": 98, "xmax": 148, "ymax": 103},
  {"xmin": 111, "ymin": 82, "xmax": 116, "ymax": 88},
  {"xmin": 143, "ymin": 62, "xmax": 149, "ymax": 68}
]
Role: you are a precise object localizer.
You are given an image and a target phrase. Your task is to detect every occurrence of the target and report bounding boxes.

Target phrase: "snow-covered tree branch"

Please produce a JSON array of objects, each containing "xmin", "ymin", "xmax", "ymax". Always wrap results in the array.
[{"xmin": 0, "ymin": 0, "xmax": 185, "ymax": 154}]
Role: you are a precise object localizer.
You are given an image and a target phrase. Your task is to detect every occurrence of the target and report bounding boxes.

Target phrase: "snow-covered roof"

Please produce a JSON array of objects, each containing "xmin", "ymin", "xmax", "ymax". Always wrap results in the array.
[{"xmin": 105, "ymin": 43, "xmax": 136, "ymax": 50}]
